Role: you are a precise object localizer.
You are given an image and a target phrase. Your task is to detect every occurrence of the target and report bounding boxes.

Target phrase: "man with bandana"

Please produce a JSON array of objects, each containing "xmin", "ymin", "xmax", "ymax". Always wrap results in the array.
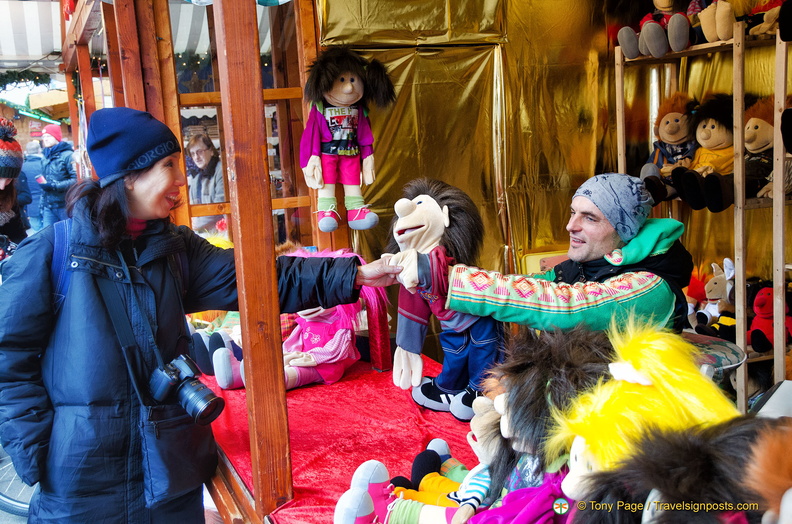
[{"xmin": 446, "ymin": 173, "xmax": 693, "ymax": 332}]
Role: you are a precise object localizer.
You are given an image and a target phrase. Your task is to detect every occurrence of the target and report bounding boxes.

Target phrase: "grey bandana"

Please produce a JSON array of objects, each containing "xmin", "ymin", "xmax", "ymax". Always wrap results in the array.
[{"xmin": 573, "ymin": 173, "xmax": 652, "ymax": 242}]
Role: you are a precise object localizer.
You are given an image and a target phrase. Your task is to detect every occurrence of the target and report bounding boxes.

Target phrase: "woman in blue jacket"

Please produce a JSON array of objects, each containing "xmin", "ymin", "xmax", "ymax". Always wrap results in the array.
[{"xmin": 0, "ymin": 108, "xmax": 399, "ymax": 523}]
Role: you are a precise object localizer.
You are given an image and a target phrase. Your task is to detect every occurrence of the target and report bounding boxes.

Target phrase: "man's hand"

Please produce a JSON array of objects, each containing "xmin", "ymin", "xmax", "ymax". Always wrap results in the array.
[
  {"xmin": 302, "ymin": 155, "xmax": 324, "ymax": 189},
  {"xmin": 362, "ymin": 155, "xmax": 375, "ymax": 185},
  {"xmin": 355, "ymin": 258, "xmax": 402, "ymax": 288},
  {"xmin": 392, "ymin": 347, "xmax": 423, "ymax": 390}
]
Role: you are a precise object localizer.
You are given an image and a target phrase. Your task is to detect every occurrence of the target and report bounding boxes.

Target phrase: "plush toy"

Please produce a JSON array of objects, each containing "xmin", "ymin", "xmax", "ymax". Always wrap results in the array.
[
  {"xmin": 545, "ymin": 319, "xmax": 741, "ymax": 503},
  {"xmin": 693, "ymin": 258, "xmax": 735, "ymax": 329},
  {"xmin": 574, "ymin": 415, "xmax": 776, "ymax": 524},
  {"xmin": 300, "ymin": 46, "xmax": 396, "ymax": 232},
  {"xmin": 745, "ymin": 417, "xmax": 792, "ymax": 524},
  {"xmin": 617, "ymin": 0, "xmax": 692, "ymax": 59},
  {"xmin": 640, "ymin": 92, "xmax": 699, "ymax": 203},
  {"xmin": 747, "ymin": 0, "xmax": 787, "ymax": 35},
  {"xmin": 383, "ymin": 178, "xmax": 504, "ymax": 422},
  {"xmin": 670, "ymin": 93, "xmax": 735, "ymax": 210},
  {"xmin": 747, "ymin": 285, "xmax": 792, "ymax": 354},
  {"xmin": 211, "ymin": 248, "xmax": 388, "ymax": 390},
  {"xmin": 698, "ymin": 0, "xmax": 739, "ymax": 42}
]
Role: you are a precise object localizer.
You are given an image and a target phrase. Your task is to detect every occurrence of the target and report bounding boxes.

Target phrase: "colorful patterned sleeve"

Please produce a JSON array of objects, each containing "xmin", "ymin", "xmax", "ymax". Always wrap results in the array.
[{"xmin": 446, "ymin": 264, "xmax": 676, "ymax": 331}]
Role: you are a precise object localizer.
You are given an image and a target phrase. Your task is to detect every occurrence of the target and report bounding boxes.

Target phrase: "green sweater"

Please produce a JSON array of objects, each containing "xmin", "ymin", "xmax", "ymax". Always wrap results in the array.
[{"xmin": 446, "ymin": 219, "xmax": 688, "ymax": 331}]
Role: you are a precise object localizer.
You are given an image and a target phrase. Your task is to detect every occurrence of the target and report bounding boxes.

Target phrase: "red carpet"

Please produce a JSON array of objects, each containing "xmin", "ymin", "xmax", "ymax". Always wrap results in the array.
[{"xmin": 204, "ymin": 356, "xmax": 477, "ymax": 523}]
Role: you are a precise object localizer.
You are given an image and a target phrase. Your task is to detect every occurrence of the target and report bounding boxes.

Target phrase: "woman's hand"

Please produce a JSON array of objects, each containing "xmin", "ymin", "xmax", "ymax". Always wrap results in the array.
[{"xmin": 355, "ymin": 258, "xmax": 402, "ymax": 288}]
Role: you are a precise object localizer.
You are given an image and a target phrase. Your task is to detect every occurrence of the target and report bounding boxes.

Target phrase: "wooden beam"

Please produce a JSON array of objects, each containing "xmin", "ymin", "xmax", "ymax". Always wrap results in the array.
[
  {"xmin": 113, "ymin": 0, "xmax": 146, "ymax": 110},
  {"xmin": 178, "ymin": 87, "xmax": 303, "ymax": 107},
  {"xmin": 212, "ymin": 0, "xmax": 292, "ymax": 517},
  {"xmin": 101, "ymin": 2, "xmax": 126, "ymax": 108},
  {"xmin": 62, "ymin": 0, "xmax": 103, "ymax": 72},
  {"xmin": 75, "ymin": 44, "xmax": 97, "ymax": 121}
]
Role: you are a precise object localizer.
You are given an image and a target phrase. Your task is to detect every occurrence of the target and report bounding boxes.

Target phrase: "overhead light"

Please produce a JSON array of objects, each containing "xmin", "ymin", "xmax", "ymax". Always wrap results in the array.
[{"xmin": 17, "ymin": 110, "xmax": 60, "ymax": 125}]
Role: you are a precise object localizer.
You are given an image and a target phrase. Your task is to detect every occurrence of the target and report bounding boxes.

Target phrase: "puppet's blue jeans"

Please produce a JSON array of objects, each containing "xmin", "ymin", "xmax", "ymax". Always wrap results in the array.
[{"xmin": 435, "ymin": 316, "xmax": 504, "ymax": 393}]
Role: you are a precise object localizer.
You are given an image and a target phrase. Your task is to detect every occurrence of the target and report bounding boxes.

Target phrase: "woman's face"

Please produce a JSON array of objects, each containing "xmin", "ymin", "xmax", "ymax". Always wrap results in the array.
[{"xmin": 126, "ymin": 153, "xmax": 186, "ymax": 220}]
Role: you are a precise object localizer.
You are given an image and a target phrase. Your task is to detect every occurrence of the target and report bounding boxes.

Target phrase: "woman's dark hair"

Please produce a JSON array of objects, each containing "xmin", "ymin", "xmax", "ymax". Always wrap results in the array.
[
  {"xmin": 65, "ymin": 172, "xmax": 179, "ymax": 250},
  {"xmin": 0, "ymin": 183, "xmax": 16, "ymax": 213}
]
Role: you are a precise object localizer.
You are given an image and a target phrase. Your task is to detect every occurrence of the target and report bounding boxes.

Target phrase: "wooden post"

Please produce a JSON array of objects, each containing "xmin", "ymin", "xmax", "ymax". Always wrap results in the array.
[
  {"xmin": 212, "ymin": 0, "xmax": 292, "ymax": 517},
  {"xmin": 112, "ymin": 0, "xmax": 146, "ymax": 110},
  {"xmin": 101, "ymin": 2, "xmax": 125, "ymax": 107}
]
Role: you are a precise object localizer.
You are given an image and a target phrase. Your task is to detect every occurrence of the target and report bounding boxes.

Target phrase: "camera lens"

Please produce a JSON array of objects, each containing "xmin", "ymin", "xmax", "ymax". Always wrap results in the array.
[{"xmin": 176, "ymin": 378, "xmax": 225, "ymax": 425}]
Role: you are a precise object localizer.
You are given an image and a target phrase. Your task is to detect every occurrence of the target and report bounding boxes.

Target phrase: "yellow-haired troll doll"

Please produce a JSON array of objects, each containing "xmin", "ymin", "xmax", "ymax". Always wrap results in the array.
[{"xmin": 544, "ymin": 319, "xmax": 740, "ymax": 517}]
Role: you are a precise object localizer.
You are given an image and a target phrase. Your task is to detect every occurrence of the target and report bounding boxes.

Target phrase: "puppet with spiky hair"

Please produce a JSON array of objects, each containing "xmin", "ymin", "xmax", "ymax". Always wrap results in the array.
[
  {"xmin": 640, "ymin": 92, "xmax": 698, "ymax": 203},
  {"xmin": 746, "ymin": 417, "xmax": 792, "ymax": 524},
  {"xmin": 382, "ymin": 178, "xmax": 503, "ymax": 422},
  {"xmin": 300, "ymin": 46, "xmax": 396, "ymax": 233},
  {"xmin": 574, "ymin": 415, "xmax": 776, "ymax": 524},
  {"xmin": 545, "ymin": 319, "xmax": 740, "ymax": 504}
]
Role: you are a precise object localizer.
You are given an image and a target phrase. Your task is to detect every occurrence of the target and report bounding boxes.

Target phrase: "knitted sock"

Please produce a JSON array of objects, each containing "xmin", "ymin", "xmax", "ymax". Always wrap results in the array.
[
  {"xmin": 389, "ymin": 498, "xmax": 424, "ymax": 524},
  {"xmin": 317, "ymin": 196, "xmax": 337, "ymax": 212},
  {"xmin": 344, "ymin": 195, "xmax": 365, "ymax": 210}
]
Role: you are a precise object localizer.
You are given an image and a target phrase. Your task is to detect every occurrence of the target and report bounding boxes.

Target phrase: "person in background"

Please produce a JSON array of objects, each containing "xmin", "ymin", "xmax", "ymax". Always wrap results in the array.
[
  {"xmin": 39, "ymin": 123, "xmax": 76, "ymax": 228},
  {"xmin": 0, "ymin": 107, "xmax": 400, "ymax": 523},
  {"xmin": 0, "ymin": 118, "xmax": 27, "ymax": 265},
  {"xmin": 21, "ymin": 140, "xmax": 44, "ymax": 231},
  {"xmin": 446, "ymin": 173, "xmax": 694, "ymax": 332},
  {"xmin": 187, "ymin": 133, "xmax": 225, "ymax": 205}
]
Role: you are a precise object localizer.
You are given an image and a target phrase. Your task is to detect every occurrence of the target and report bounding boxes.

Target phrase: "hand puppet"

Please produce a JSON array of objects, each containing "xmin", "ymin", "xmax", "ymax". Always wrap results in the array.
[
  {"xmin": 745, "ymin": 417, "xmax": 792, "ymax": 524},
  {"xmin": 617, "ymin": 0, "xmax": 692, "ymax": 58},
  {"xmin": 383, "ymin": 178, "xmax": 503, "ymax": 422},
  {"xmin": 747, "ymin": 285, "xmax": 792, "ymax": 354},
  {"xmin": 640, "ymin": 92, "xmax": 699, "ymax": 203},
  {"xmin": 545, "ymin": 319, "xmax": 740, "ymax": 503},
  {"xmin": 300, "ymin": 46, "xmax": 396, "ymax": 232},
  {"xmin": 694, "ymin": 258, "xmax": 735, "ymax": 329}
]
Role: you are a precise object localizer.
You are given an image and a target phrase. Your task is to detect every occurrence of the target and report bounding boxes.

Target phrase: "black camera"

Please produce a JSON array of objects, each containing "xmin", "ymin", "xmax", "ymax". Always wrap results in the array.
[{"xmin": 149, "ymin": 354, "xmax": 225, "ymax": 425}]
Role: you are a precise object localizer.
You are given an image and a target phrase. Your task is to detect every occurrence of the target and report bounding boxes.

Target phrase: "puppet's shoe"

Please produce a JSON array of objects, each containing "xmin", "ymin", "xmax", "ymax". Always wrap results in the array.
[
  {"xmin": 213, "ymin": 348, "xmax": 244, "ymax": 390},
  {"xmin": 668, "ymin": 13, "xmax": 690, "ymax": 53},
  {"xmin": 350, "ymin": 460, "xmax": 391, "ymax": 520},
  {"xmin": 449, "ymin": 386, "xmax": 481, "ymax": 422},
  {"xmin": 334, "ymin": 488, "xmax": 376, "ymax": 524},
  {"xmin": 190, "ymin": 331, "xmax": 214, "ymax": 375},
  {"xmin": 681, "ymin": 170, "xmax": 707, "ymax": 210},
  {"xmin": 411, "ymin": 377, "xmax": 455, "ymax": 412},
  {"xmin": 640, "ymin": 172, "xmax": 668, "ymax": 205},
  {"xmin": 715, "ymin": 0, "xmax": 735, "ymax": 41},
  {"xmin": 410, "ymin": 449, "xmax": 442, "ymax": 488},
  {"xmin": 704, "ymin": 172, "xmax": 734, "ymax": 213},
  {"xmin": 347, "ymin": 207, "xmax": 379, "ymax": 230},
  {"xmin": 782, "ymin": 109, "xmax": 792, "ymax": 152},
  {"xmin": 426, "ymin": 438, "xmax": 451, "ymax": 459},
  {"xmin": 781, "ymin": 0, "xmax": 792, "ymax": 41},
  {"xmin": 670, "ymin": 167, "xmax": 689, "ymax": 202},
  {"xmin": 617, "ymin": 26, "xmax": 640, "ymax": 59},
  {"xmin": 699, "ymin": 3, "xmax": 719, "ymax": 42},
  {"xmin": 640, "ymin": 22, "xmax": 669, "ymax": 58},
  {"xmin": 317, "ymin": 209, "xmax": 341, "ymax": 232}
]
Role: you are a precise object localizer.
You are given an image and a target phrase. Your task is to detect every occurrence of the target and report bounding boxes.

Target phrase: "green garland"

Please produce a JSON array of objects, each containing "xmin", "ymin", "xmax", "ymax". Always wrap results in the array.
[{"xmin": 0, "ymin": 70, "xmax": 51, "ymax": 91}]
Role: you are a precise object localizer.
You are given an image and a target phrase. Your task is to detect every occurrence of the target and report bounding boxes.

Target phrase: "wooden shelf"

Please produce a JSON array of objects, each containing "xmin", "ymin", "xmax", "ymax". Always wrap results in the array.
[{"xmin": 622, "ymin": 33, "xmax": 775, "ymax": 66}]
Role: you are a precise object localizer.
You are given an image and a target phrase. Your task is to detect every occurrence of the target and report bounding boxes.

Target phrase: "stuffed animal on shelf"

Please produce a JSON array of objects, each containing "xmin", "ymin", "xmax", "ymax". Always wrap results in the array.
[
  {"xmin": 617, "ymin": 0, "xmax": 692, "ymax": 59},
  {"xmin": 545, "ymin": 319, "xmax": 740, "ymax": 504},
  {"xmin": 300, "ymin": 46, "xmax": 396, "ymax": 232},
  {"xmin": 747, "ymin": 286, "xmax": 792, "ymax": 354},
  {"xmin": 670, "ymin": 93, "xmax": 735, "ymax": 210},
  {"xmin": 747, "ymin": 0, "xmax": 787, "ymax": 35},
  {"xmin": 640, "ymin": 92, "xmax": 699, "ymax": 203},
  {"xmin": 573, "ymin": 415, "xmax": 777, "ymax": 523},
  {"xmin": 383, "ymin": 178, "xmax": 504, "ymax": 422},
  {"xmin": 212, "ymin": 248, "xmax": 388, "ymax": 390},
  {"xmin": 698, "ymin": 0, "xmax": 739, "ymax": 42},
  {"xmin": 694, "ymin": 258, "xmax": 735, "ymax": 329}
]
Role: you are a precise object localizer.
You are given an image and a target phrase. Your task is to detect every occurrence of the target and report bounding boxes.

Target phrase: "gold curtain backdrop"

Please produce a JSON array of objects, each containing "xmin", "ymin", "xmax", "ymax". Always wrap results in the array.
[{"xmin": 321, "ymin": 0, "xmax": 790, "ymax": 283}]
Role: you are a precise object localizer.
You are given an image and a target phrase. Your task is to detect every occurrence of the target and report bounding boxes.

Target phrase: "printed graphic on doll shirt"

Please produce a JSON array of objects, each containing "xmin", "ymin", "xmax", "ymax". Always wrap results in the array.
[{"xmin": 321, "ymin": 105, "xmax": 360, "ymax": 157}]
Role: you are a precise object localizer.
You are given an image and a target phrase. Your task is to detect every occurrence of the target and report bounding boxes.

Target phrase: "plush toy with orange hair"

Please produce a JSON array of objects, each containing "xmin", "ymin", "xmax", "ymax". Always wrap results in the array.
[
  {"xmin": 745, "ymin": 417, "xmax": 792, "ymax": 524},
  {"xmin": 640, "ymin": 92, "xmax": 699, "ymax": 203}
]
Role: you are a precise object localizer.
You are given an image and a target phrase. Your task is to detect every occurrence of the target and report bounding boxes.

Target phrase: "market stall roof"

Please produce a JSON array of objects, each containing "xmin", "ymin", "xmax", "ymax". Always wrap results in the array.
[{"xmin": 0, "ymin": 0, "xmax": 274, "ymax": 74}]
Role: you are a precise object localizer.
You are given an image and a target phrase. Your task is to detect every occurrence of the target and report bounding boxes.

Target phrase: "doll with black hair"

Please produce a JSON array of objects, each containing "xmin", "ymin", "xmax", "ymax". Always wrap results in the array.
[{"xmin": 300, "ymin": 46, "xmax": 395, "ymax": 233}]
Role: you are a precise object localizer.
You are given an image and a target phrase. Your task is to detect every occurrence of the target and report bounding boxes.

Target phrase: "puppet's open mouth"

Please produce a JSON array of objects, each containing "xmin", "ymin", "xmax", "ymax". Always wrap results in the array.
[{"xmin": 396, "ymin": 225, "xmax": 424, "ymax": 237}]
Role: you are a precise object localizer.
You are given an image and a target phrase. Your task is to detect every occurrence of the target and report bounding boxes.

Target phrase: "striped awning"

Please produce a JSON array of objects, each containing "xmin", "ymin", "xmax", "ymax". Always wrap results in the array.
[{"xmin": 0, "ymin": 0, "xmax": 274, "ymax": 74}]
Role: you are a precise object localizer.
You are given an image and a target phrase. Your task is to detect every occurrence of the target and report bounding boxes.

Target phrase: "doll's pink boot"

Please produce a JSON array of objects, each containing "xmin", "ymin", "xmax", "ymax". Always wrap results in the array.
[
  {"xmin": 347, "ymin": 207, "xmax": 379, "ymax": 230},
  {"xmin": 334, "ymin": 488, "xmax": 376, "ymax": 524},
  {"xmin": 317, "ymin": 208, "xmax": 341, "ymax": 233},
  {"xmin": 350, "ymin": 460, "xmax": 392, "ymax": 519}
]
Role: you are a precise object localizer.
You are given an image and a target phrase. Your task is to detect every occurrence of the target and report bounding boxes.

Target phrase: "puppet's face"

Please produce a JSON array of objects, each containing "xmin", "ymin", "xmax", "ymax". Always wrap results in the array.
[
  {"xmin": 696, "ymin": 117, "xmax": 733, "ymax": 150},
  {"xmin": 657, "ymin": 112, "xmax": 690, "ymax": 145},
  {"xmin": 324, "ymin": 71, "xmax": 363, "ymax": 107},
  {"xmin": 561, "ymin": 436, "xmax": 599, "ymax": 501},
  {"xmin": 654, "ymin": 0, "xmax": 675, "ymax": 11},
  {"xmin": 393, "ymin": 194, "xmax": 450, "ymax": 253},
  {"xmin": 744, "ymin": 117, "xmax": 774, "ymax": 153}
]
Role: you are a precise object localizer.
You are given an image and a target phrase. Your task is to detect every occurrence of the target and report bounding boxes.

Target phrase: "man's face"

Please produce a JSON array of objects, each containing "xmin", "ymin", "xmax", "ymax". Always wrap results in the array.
[
  {"xmin": 566, "ymin": 196, "xmax": 623, "ymax": 263},
  {"xmin": 41, "ymin": 133, "xmax": 58, "ymax": 148},
  {"xmin": 190, "ymin": 143, "xmax": 214, "ymax": 170}
]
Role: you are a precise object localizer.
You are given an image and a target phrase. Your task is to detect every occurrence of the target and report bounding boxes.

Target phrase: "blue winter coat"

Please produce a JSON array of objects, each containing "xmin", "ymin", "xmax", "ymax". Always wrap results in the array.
[
  {"xmin": 39, "ymin": 142, "xmax": 76, "ymax": 210},
  {"xmin": 0, "ymin": 200, "xmax": 361, "ymax": 522}
]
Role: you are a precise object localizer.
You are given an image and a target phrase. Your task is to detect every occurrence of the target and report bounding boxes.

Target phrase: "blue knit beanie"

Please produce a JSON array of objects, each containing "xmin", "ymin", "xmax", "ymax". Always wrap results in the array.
[
  {"xmin": 573, "ymin": 173, "xmax": 652, "ymax": 242},
  {"xmin": 87, "ymin": 108, "xmax": 181, "ymax": 187}
]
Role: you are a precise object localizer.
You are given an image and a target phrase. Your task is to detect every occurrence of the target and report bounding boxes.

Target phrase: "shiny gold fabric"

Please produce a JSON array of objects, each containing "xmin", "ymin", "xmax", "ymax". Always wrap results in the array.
[{"xmin": 323, "ymin": 0, "xmax": 790, "ymax": 282}]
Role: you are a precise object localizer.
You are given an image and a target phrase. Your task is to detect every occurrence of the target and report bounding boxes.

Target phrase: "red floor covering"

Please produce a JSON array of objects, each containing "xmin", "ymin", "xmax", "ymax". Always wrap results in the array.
[{"xmin": 204, "ymin": 356, "xmax": 477, "ymax": 524}]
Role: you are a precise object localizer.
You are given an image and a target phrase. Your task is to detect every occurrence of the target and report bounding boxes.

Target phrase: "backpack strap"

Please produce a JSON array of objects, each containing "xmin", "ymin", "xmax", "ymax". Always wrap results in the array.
[{"xmin": 51, "ymin": 219, "xmax": 73, "ymax": 312}]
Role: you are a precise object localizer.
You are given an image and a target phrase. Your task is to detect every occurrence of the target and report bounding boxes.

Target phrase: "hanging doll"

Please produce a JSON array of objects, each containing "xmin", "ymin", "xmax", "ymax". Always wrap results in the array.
[
  {"xmin": 333, "ymin": 325, "xmax": 614, "ymax": 524},
  {"xmin": 544, "ymin": 319, "xmax": 740, "ymax": 507},
  {"xmin": 300, "ymin": 47, "xmax": 396, "ymax": 233},
  {"xmin": 617, "ymin": 0, "xmax": 692, "ymax": 59},
  {"xmin": 382, "ymin": 178, "xmax": 504, "ymax": 422},
  {"xmin": 670, "ymin": 92, "xmax": 736, "ymax": 210},
  {"xmin": 211, "ymin": 248, "xmax": 388, "ymax": 390},
  {"xmin": 574, "ymin": 415, "xmax": 777, "ymax": 523},
  {"xmin": 640, "ymin": 92, "xmax": 698, "ymax": 203}
]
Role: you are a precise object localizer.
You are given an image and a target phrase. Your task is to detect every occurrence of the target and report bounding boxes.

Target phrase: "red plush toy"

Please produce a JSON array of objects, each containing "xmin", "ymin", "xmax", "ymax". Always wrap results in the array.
[{"xmin": 747, "ymin": 287, "xmax": 792, "ymax": 354}]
